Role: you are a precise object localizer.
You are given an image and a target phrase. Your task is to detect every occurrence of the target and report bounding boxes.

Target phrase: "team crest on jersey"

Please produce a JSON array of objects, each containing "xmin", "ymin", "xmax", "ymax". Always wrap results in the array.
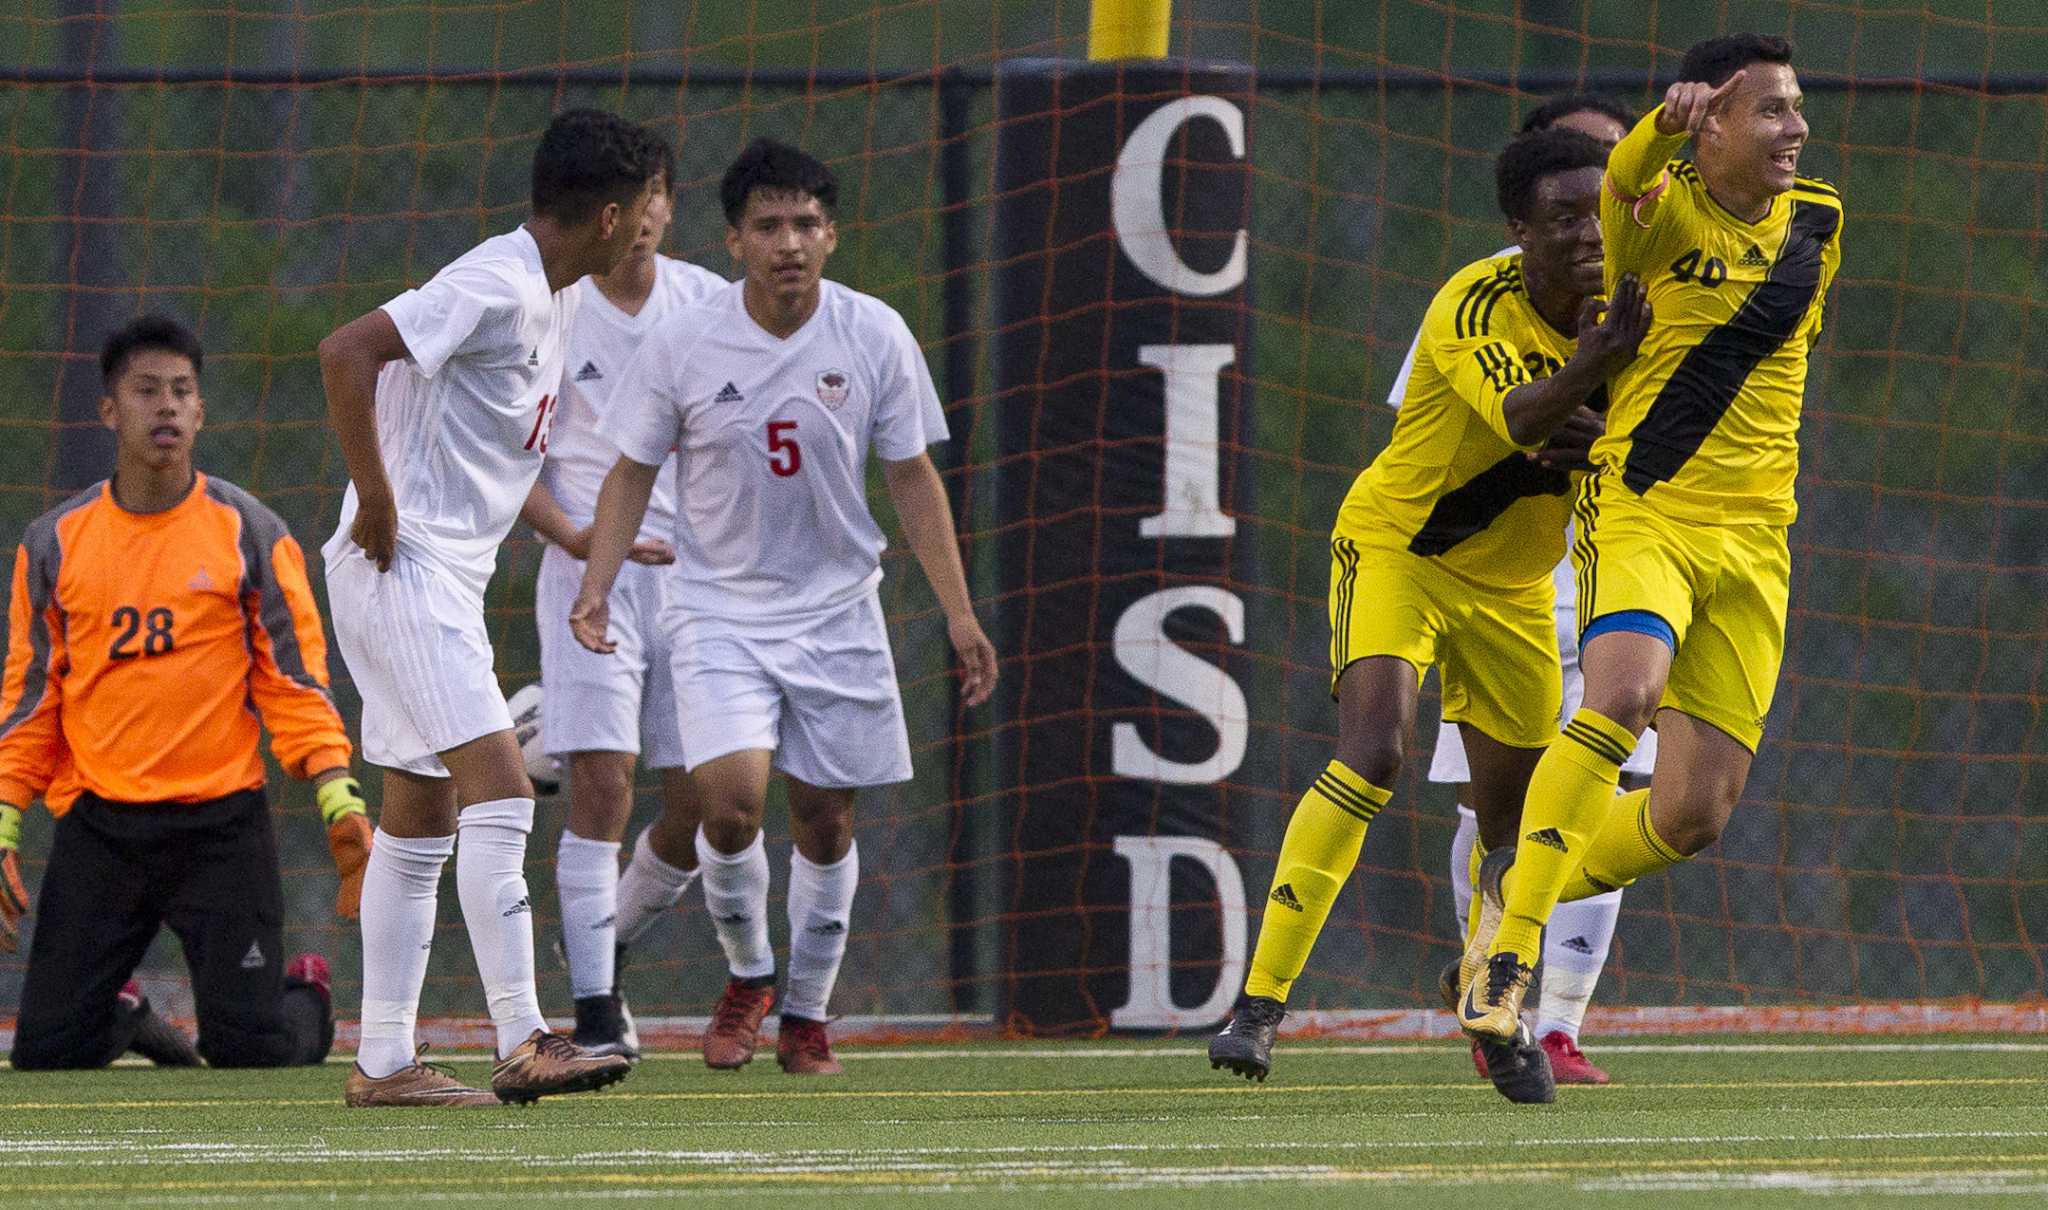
[{"xmin": 815, "ymin": 368, "xmax": 851, "ymax": 409}]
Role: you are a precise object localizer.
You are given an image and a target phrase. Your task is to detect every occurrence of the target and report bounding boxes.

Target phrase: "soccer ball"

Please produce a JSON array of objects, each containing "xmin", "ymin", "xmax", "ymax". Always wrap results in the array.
[{"xmin": 507, "ymin": 682, "xmax": 561, "ymax": 796}]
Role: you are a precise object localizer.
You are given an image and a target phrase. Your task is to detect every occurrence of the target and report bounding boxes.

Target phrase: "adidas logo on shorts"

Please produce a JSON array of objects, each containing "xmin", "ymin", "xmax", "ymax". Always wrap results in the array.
[
  {"xmin": 574, "ymin": 360, "xmax": 603, "ymax": 382},
  {"xmin": 714, "ymin": 382, "xmax": 745, "ymax": 403}
]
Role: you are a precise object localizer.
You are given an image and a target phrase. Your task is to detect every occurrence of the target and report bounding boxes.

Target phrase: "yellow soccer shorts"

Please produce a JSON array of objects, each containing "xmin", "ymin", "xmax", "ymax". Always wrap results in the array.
[
  {"xmin": 1328, "ymin": 535, "xmax": 1561, "ymax": 750},
  {"xmin": 1571, "ymin": 473, "xmax": 1792, "ymax": 751}
]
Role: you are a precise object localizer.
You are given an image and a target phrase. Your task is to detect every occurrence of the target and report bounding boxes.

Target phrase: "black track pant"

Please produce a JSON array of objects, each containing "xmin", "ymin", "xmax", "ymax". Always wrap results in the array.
[{"xmin": 11, "ymin": 789, "xmax": 323, "ymax": 1070}]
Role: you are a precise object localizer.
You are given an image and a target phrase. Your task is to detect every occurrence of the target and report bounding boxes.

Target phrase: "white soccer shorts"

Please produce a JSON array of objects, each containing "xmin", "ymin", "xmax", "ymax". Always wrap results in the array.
[
  {"xmin": 664, "ymin": 589, "xmax": 913, "ymax": 789},
  {"xmin": 326, "ymin": 547, "xmax": 514, "ymax": 778},
  {"xmin": 1427, "ymin": 590, "xmax": 1658, "ymax": 783},
  {"xmin": 534, "ymin": 544, "xmax": 685, "ymax": 767}
]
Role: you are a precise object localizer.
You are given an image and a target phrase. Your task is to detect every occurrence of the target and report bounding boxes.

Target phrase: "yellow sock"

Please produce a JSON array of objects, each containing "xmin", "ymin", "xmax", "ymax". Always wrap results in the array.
[
  {"xmin": 1558, "ymin": 787, "xmax": 1686, "ymax": 902},
  {"xmin": 1491, "ymin": 708, "xmax": 1634, "ymax": 962},
  {"xmin": 1243, "ymin": 760, "xmax": 1391, "ymax": 1002},
  {"xmin": 1462, "ymin": 835, "xmax": 1486, "ymax": 948}
]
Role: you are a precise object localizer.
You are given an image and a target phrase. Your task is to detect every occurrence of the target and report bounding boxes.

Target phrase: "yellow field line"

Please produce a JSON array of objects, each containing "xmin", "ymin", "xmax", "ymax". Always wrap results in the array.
[
  {"xmin": 0, "ymin": 1075, "xmax": 2035, "ymax": 1113},
  {"xmin": 7, "ymin": 1153, "xmax": 2048, "ymax": 1196}
]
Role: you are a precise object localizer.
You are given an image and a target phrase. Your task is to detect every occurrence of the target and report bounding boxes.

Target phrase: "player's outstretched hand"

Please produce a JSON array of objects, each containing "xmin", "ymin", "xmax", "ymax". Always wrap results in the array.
[
  {"xmin": 948, "ymin": 612, "xmax": 998, "ymax": 708},
  {"xmin": 570, "ymin": 589, "xmax": 616, "ymax": 654},
  {"xmin": 1657, "ymin": 70, "xmax": 1745, "ymax": 138},
  {"xmin": 1533, "ymin": 406, "xmax": 1606, "ymax": 472},
  {"xmin": 351, "ymin": 489, "xmax": 400, "ymax": 572},
  {"xmin": 1575, "ymin": 273, "xmax": 1651, "ymax": 375},
  {"xmin": 0, "ymin": 804, "xmax": 29, "ymax": 954},
  {"xmin": 627, "ymin": 538, "xmax": 677, "ymax": 566}
]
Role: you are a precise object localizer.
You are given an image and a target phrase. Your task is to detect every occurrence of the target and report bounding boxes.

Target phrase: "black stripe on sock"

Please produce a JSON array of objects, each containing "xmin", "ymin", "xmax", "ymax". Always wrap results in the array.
[
  {"xmin": 1563, "ymin": 719, "xmax": 1631, "ymax": 767},
  {"xmin": 1312, "ymin": 774, "xmax": 1380, "ymax": 824}
]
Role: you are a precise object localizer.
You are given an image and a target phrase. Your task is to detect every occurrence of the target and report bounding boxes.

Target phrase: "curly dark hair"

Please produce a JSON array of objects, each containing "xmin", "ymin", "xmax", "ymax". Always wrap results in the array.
[
  {"xmin": 531, "ymin": 108, "xmax": 667, "ymax": 225},
  {"xmin": 1520, "ymin": 92, "xmax": 1637, "ymax": 135},
  {"xmin": 720, "ymin": 137, "xmax": 837, "ymax": 225},
  {"xmin": 1679, "ymin": 33, "xmax": 1794, "ymax": 87},
  {"xmin": 101, "ymin": 314, "xmax": 203, "ymax": 387},
  {"xmin": 1495, "ymin": 127, "xmax": 1610, "ymax": 222}
]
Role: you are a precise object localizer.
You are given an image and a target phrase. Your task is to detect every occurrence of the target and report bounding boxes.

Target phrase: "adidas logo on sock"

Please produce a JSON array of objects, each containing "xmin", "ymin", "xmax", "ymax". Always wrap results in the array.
[
  {"xmin": 716, "ymin": 911, "xmax": 751, "ymax": 924},
  {"xmin": 714, "ymin": 381, "xmax": 745, "ymax": 403},
  {"xmin": 1560, "ymin": 934, "xmax": 1596, "ymax": 955},
  {"xmin": 573, "ymin": 360, "xmax": 603, "ymax": 382},
  {"xmin": 1739, "ymin": 242, "xmax": 1770, "ymax": 268},
  {"xmin": 1269, "ymin": 883, "xmax": 1305, "ymax": 912},
  {"xmin": 502, "ymin": 896, "xmax": 533, "ymax": 918},
  {"xmin": 1525, "ymin": 827, "xmax": 1569, "ymax": 852},
  {"xmin": 591, "ymin": 914, "xmax": 616, "ymax": 930},
  {"xmin": 806, "ymin": 920, "xmax": 847, "ymax": 936}
]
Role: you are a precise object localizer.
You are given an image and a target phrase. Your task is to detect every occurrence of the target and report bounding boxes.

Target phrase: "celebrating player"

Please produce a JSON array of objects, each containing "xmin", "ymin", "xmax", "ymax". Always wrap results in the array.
[
  {"xmin": 318, "ymin": 108, "xmax": 663, "ymax": 1106},
  {"xmin": 571, "ymin": 137, "xmax": 997, "ymax": 1075},
  {"xmin": 1209, "ymin": 128, "xmax": 1649, "ymax": 1100},
  {"xmin": 1460, "ymin": 36, "xmax": 1843, "ymax": 1071},
  {"xmin": 1, "ymin": 316, "xmax": 361, "ymax": 1071},
  {"xmin": 521, "ymin": 134, "xmax": 726, "ymax": 1059},
  {"xmin": 1383, "ymin": 94, "xmax": 1653, "ymax": 1086}
]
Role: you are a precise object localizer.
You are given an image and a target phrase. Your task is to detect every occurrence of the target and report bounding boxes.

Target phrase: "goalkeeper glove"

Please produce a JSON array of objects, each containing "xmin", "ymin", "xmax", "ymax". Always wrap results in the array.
[
  {"xmin": 317, "ymin": 777, "xmax": 374, "ymax": 921},
  {"xmin": 0, "ymin": 804, "xmax": 28, "ymax": 954}
]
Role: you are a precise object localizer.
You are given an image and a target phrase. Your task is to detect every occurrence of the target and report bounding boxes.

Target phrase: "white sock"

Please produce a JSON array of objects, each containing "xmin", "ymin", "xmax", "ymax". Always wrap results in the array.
[
  {"xmin": 783, "ymin": 843, "xmax": 858, "ymax": 1022},
  {"xmin": 616, "ymin": 824, "xmax": 700, "ymax": 948},
  {"xmin": 696, "ymin": 826, "xmax": 774, "ymax": 980},
  {"xmin": 357, "ymin": 829, "xmax": 452, "ymax": 1079},
  {"xmin": 1534, "ymin": 889, "xmax": 1622, "ymax": 1041},
  {"xmin": 556, "ymin": 830, "xmax": 621, "ymax": 1000},
  {"xmin": 455, "ymin": 797, "xmax": 548, "ymax": 1056},
  {"xmin": 1449, "ymin": 804, "xmax": 1478, "ymax": 938}
]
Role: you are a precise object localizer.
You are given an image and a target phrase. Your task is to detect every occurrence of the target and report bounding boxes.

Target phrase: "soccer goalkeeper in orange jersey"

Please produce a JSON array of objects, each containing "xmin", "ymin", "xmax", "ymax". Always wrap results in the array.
[
  {"xmin": 0, "ymin": 316, "xmax": 373, "ymax": 1070},
  {"xmin": 1458, "ymin": 35, "xmax": 1844, "ymax": 1074}
]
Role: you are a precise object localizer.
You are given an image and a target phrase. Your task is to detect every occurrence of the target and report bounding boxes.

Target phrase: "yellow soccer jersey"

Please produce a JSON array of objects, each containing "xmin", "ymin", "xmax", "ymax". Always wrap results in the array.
[
  {"xmin": 1597, "ymin": 106, "xmax": 1844, "ymax": 525},
  {"xmin": 1338, "ymin": 252, "xmax": 1581, "ymax": 590}
]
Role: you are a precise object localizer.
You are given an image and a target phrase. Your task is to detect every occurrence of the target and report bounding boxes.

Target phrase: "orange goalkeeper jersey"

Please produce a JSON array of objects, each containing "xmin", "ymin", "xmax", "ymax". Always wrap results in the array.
[{"xmin": 0, "ymin": 474, "xmax": 351, "ymax": 813}]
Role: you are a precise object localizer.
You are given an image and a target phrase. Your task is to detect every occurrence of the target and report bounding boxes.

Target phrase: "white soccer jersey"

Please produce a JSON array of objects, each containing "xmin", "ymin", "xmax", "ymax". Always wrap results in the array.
[
  {"xmin": 543, "ymin": 255, "xmax": 728, "ymax": 545},
  {"xmin": 323, "ymin": 226, "xmax": 577, "ymax": 599},
  {"xmin": 602, "ymin": 279, "xmax": 948, "ymax": 623}
]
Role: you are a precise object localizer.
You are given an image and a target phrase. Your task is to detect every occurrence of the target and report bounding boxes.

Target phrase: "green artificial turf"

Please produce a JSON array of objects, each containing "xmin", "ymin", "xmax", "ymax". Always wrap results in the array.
[{"xmin": 0, "ymin": 1036, "xmax": 2041, "ymax": 1207}]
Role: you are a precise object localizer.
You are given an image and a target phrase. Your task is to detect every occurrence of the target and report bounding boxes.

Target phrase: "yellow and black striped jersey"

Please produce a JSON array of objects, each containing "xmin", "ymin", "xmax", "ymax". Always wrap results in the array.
[
  {"xmin": 1337, "ymin": 251, "xmax": 1581, "ymax": 590},
  {"xmin": 1597, "ymin": 106, "xmax": 1844, "ymax": 525}
]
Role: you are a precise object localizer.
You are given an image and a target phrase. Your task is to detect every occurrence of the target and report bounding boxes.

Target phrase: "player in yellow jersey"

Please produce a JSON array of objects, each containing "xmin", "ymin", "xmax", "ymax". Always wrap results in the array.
[
  {"xmin": 1209, "ymin": 128, "xmax": 1648, "ymax": 1100},
  {"xmin": 1461, "ymin": 35, "xmax": 1844, "ymax": 1064}
]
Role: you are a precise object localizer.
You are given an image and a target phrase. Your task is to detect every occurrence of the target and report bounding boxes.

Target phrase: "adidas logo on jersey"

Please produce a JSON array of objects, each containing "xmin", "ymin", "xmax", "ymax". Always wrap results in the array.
[
  {"xmin": 1269, "ymin": 883, "xmax": 1305, "ymax": 912},
  {"xmin": 1525, "ymin": 827, "xmax": 1569, "ymax": 852},
  {"xmin": 1739, "ymin": 242, "xmax": 1771, "ymax": 268},
  {"xmin": 188, "ymin": 566, "xmax": 214, "ymax": 591},
  {"xmin": 574, "ymin": 360, "xmax": 603, "ymax": 382},
  {"xmin": 1560, "ymin": 934, "xmax": 1596, "ymax": 955},
  {"xmin": 528, "ymin": 347, "xmax": 541, "ymax": 366},
  {"xmin": 714, "ymin": 381, "xmax": 745, "ymax": 403}
]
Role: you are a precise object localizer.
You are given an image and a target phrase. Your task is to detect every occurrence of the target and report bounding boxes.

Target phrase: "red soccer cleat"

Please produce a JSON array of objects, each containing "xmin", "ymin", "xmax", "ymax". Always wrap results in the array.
[
  {"xmin": 1469, "ymin": 1038, "xmax": 1490, "ymax": 1079},
  {"xmin": 1538, "ymin": 1030, "xmax": 1610, "ymax": 1085},
  {"xmin": 775, "ymin": 1015, "xmax": 843, "ymax": 1076},
  {"xmin": 702, "ymin": 977, "xmax": 775, "ymax": 1070}
]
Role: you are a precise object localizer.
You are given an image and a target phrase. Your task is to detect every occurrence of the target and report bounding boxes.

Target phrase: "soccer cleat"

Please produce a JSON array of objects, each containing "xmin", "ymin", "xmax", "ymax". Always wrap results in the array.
[
  {"xmin": 1455, "ymin": 846, "xmax": 1516, "ymax": 1008},
  {"xmin": 490, "ymin": 1029, "xmax": 632, "ymax": 1105},
  {"xmin": 775, "ymin": 1015, "xmax": 844, "ymax": 1075},
  {"xmin": 1208, "ymin": 996, "xmax": 1286, "ymax": 1082},
  {"xmin": 1475, "ymin": 1021, "xmax": 1557, "ymax": 1105},
  {"xmin": 1539, "ymin": 1030, "xmax": 1610, "ymax": 1085},
  {"xmin": 282, "ymin": 952, "xmax": 337, "ymax": 1064},
  {"xmin": 345, "ymin": 1050, "xmax": 500, "ymax": 1108},
  {"xmin": 1460, "ymin": 950, "xmax": 1537, "ymax": 1043},
  {"xmin": 572, "ymin": 992, "xmax": 641, "ymax": 1062},
  {"xmin": 702, "ymin": 976, "xmax": 776, "ymax": 1070},
  {"xmin": 117, "ymin": 981, "xmax": 201, "ymax": 1067}
]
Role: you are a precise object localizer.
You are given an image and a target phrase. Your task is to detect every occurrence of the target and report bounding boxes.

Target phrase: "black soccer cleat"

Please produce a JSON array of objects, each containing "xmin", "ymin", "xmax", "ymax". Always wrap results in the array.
[
  {"xmin": 1476, "ymin": 1020, "xmax": 1556, "ymax": 1105},
  {"xmin": 117, "ymin": 983, "xmax": 201, "ymax": 1068},
  {"xmin": 571, "ymin": 992, "xmax": 641, "ymax": 1062},
  {"xmin": 1208, "ymin": 996, "xmax": 1286, "ymax": 1082}
]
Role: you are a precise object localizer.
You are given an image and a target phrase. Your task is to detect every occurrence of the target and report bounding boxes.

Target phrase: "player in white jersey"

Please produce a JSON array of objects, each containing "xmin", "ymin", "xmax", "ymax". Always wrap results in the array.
[
  {"xmin": 1384, "ymin": 96, "xmax": 1651, "ymax": 1085},
  {"xmin": 572, "ymin": 138, "xmax": 997, "ymax": 1075},
  {"xmin": 317, "ymin": 109, "xmax": 664, "ymax": 1107},
  {"xmin": 519, "ymin": 137, "xmax": 728, "ymax": 1059}
]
